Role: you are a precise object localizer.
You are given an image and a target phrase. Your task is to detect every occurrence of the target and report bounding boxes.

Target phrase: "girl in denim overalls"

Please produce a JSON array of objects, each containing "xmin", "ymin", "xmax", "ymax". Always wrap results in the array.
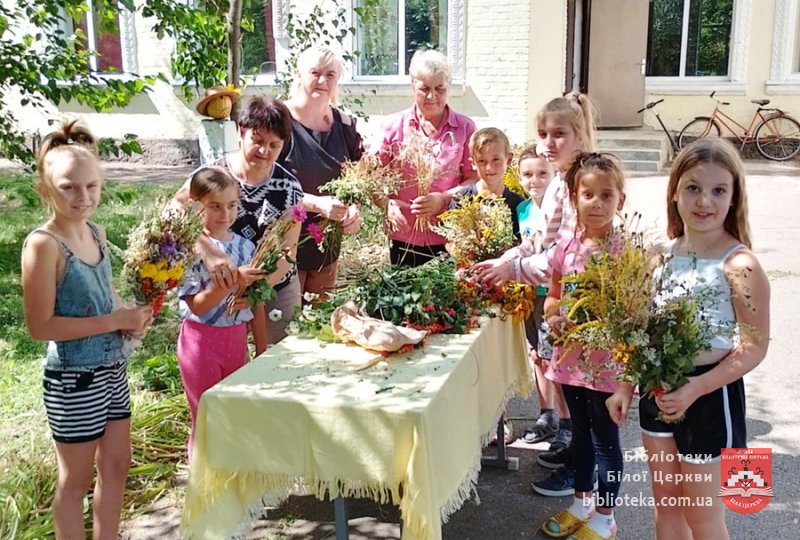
[{"xmin": 21, "ymin": 121, "xmax": 152, "ymax": 539}]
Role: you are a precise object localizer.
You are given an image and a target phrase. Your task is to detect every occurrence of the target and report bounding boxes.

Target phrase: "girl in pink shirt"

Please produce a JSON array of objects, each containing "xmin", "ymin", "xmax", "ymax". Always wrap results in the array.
[{"xmin": 540, "ymin": 153, "xmax": 628, "ymax": 540}]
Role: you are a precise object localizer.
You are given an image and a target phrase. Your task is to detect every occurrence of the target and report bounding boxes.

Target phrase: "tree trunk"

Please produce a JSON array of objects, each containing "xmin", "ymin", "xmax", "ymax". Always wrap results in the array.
[{"xmin": 227, "ymin": 0, "xmax": 244, "ymax": 121}]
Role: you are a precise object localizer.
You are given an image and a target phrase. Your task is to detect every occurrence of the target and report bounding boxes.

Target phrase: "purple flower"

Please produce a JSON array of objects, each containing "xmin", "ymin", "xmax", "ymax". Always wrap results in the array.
[
  {"xmin": 307, "ymin": 223, "xmax": 324, "ymax": 245},
  {"xmin": 290, "ymin": 204, "xmax": 307, "ymax": 223},
  {"xmin": 159, "ymin": 235, "xmax": 178, "ymax": 260}
]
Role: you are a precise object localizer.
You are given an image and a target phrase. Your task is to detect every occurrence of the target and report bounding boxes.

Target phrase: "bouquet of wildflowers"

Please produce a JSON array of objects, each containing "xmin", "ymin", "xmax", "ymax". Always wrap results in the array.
[
  {"xmin": 397, "ymin": 131, "xmax": 446, "ymax": 233},
  {"xmin": 432, "ymin": 194, "xmax": 535, "ymax": 322},
  {"xmin": 226, "ymin": 204, "xmax": 312, "ymax": 314},
  {"xmin": 316, "ymin": 154, "xmax": 405, "ymax": 251},
  {"xmin": 432, "ymin": 194, "xmax": 516, "ymax": 267},
  {"xmin": 551, "ymin": 224, "xmax": 728, "ymax": 422},
  {"xmin": 122, "ymin": 203, "xmax": 203, "ymax": 316}
]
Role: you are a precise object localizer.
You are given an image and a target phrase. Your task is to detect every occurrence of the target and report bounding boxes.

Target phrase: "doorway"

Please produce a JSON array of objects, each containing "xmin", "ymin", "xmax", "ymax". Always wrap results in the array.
[{"xmin": 579, "ymin": 0, "xmax": 649, "ymax": 128}]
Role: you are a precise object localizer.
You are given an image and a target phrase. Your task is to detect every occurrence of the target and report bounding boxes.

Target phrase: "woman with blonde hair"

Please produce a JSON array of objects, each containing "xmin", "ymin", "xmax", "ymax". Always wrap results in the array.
[{"xmin": 279, "ymin": 45, "xmax": 364, "ymax": 298}]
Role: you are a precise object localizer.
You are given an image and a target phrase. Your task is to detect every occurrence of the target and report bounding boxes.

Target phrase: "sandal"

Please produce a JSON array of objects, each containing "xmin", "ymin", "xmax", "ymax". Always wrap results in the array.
[
  {"xmin": 522, "ymin": 412, "xmax": 557, "ymax": 443},
  {"xmin": 565, "ymin": 523, "xmax": 616, "ymax": 540},
  {"xmin": 541, "ymin": 509, "xmax": 590, "ymax": 538},
  {"xmin": 489, "ymin": 419, "xmax": 515, "ymax": 446}
]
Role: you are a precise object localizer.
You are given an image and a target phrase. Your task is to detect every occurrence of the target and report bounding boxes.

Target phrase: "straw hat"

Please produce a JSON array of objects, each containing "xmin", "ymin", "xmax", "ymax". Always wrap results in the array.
[{"xmin": 196, "ymin": 85, "xmax": 240, "ymax": 119}]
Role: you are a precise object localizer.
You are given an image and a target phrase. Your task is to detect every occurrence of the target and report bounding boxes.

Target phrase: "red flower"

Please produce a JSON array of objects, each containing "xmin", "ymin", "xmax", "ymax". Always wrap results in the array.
[
  {"xmin": 650, "ymin": 387, "xmax": 666, "ymax": 398},
  {"xmin": 290, "ymin": 204, "xmax": 308, "ymax": 223},
  {"xmin": 307, "ymin": 223, "xmax": 324, "ymax": 245}
]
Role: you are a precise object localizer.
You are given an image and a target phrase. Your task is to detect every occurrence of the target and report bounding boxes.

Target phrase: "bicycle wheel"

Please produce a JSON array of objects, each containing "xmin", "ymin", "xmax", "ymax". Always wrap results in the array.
[
  {"xmin": 678, "ymin": 117, "xmax": 722, "ymax": 149},
  {"xmin": 755, "ymin": 115, "xmax": 800, "ymax": 161}
]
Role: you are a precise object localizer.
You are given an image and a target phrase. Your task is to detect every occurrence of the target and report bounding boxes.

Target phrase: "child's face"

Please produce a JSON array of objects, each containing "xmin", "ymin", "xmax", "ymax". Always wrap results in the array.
[
  {"xmin": 673, "ymin": 162, "xmax": 734, "ymax": 235},
  {"xmin": 200, "ymin": 184, "xmax": 240, "ymax": 236},
  {"xmin": 472, "ymin": 142, "xmax": 512, "ymax": 186},
  {"xmin": 574, "ymin": 170, "xmax": 625, "ymax": 236},
  {"xmin": 240, "ymin": 128, "xmax": 285, "ymax": 171},
  {"xmin": 519, "ymin": 156, "xmax": 553, "ymax": 200},
  {"xmin": 40, "ymin": 151, "xmax": 102, "ymax": 221},
  {"xmin": 538, "ymin": 117, "xmax": 581, "ymax": 170}
]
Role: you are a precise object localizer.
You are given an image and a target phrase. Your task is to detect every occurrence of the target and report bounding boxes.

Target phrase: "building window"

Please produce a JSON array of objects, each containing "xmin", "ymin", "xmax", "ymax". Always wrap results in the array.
[
  {"xmin": 242, "ymin": 0, "xmax": 278, "ymax": 77},
  {"xmin": 64, "ymin": 2, "xmax": 124, "ymax": 73},
  {"xmin": 355, "ymin": 0, "xmax": 449, "ymax": 77},
  {"xmin": 768, "ymin": 0, "xmax": 800, "ymax": 90},
  {"xmin": 646, "ymin": 0, "xmax": 733, "ymax": 77}
]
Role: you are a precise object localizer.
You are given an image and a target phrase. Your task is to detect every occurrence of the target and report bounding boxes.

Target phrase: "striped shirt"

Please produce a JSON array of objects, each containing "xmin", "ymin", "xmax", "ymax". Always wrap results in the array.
[
  {"xmin": 178, "ymin": 234, "xmax": 256, "ymax": 326},
  {"xmin": 504, "ymin": 172, "xmax": 577, "ymax": 287}
]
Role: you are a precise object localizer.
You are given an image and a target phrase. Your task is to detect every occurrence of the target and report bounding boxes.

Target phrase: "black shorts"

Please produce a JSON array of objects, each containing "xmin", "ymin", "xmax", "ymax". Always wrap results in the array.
[
  {"xmin": 43, "ymin": 362, "xmax": 131, "ymax": 444},
  {"xmin": 639, "ymin": 362, "xmax": 747, "ymax": 462}
]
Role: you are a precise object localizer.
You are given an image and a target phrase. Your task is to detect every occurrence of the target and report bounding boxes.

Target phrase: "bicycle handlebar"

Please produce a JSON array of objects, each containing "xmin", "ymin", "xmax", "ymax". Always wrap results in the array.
[
  {"xmin": 709, "ymin": 90, "xmax": 730, "ymax": 106},
  {"xmin": 637, "ymin": 98, "xmax": 665, "ymax": 114}
]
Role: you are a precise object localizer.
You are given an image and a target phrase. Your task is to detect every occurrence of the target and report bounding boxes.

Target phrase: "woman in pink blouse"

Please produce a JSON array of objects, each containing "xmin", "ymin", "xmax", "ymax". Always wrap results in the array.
[{"xmin": 373, "ymin": 49, "xmax": 477, "ymax": 267}]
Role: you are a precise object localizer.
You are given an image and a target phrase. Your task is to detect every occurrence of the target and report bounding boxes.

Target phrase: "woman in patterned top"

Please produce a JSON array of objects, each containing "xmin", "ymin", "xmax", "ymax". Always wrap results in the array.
[{"xmin": 173, "ymin": 96, "xmax": 304, "ymax": 344}]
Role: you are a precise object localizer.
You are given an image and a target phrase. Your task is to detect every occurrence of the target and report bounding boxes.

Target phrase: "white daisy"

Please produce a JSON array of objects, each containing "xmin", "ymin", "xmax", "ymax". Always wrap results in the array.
[
  {"xmin": 268, "ymin": 309, "xmax": 283, "ymax": 321},
  {"xmin": 303, "ymin": 291, "xmax": 319, "ymax": 303},
  {"xmin": 287, "ymin": 321, "xmax": 300, "ymax": 335}
]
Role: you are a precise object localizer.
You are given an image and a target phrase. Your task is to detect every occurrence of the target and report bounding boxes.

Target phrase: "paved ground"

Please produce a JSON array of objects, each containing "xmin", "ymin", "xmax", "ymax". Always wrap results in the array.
[{"xmin": 5, "ymin": 158, "xmax": 797, "ymax": 539}]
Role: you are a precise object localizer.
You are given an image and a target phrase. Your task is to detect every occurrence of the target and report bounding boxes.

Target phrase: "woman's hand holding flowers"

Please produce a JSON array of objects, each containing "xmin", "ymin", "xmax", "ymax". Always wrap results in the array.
[
  {"xmin": 387, "ymin": 199, "xmax": 411, "ymax": 233},
  {"xmin": 318, "ymin": 196, "xmax": 348, "ymax": 221},
  {"xmin": 410, "ymin": 192, "xmax": 448, "ymax": 217},
  {"xmin": 341, "ymin": 204, "xmax": 361, "ymax": 234}
]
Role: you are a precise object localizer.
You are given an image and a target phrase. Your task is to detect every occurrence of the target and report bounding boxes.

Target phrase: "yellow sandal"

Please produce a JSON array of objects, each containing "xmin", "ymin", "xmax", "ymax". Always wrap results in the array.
[
  {"xmin": 540, "ymin": 509, "xmax": 590, "ymax": 538},
  {"xmin": 565, "ymin": 523, "xmax": 617, "ymax": 540}
]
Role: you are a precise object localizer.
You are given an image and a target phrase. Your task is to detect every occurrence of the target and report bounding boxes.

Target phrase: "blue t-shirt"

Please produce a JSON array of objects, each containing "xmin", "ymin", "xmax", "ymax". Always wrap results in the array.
[
  {"xmin": 178, "ymin": 233, "xmax": 256, "ymax": 326},
  {"xmin": 516, "ymin": 199, "xmax": 549, "ymax": 296}
]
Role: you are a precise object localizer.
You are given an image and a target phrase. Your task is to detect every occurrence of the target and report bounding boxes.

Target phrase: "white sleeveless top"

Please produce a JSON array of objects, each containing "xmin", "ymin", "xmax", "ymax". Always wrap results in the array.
[{"xmin": 654, "ymin": 240, "xmax": 744, "ymax": 352}]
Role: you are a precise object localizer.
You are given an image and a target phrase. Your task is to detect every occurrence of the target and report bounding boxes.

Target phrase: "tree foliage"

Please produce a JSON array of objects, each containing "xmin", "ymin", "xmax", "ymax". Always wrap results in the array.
[
  {"xmin": 0, "ymin": 0, "xmax": 157, "ymax": 164},
  {"xmin": 0, "ymin": 0, "xmax": 376, "ymax": 166}
]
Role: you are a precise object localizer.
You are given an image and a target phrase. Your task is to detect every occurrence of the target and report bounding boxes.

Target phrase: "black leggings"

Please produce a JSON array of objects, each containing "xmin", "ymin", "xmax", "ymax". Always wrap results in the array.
[{"xmin": 562, "ymin": 384, "xmax": 623, "ymax": 508}]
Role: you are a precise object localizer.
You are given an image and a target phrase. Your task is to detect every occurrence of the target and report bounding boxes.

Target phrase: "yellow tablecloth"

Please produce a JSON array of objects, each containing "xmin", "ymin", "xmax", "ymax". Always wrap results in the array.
[{"xmin": 182, "ymin": 315, "xmax": 530, "ymax": 540}]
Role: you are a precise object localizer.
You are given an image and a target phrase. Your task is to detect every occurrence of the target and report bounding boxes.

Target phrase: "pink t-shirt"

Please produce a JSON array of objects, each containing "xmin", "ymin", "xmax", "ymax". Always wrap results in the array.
[
  {"xmin": 374, "ymin": 105, "xmax": 476, "ymax": 246},
  {"xmin": 544, "ymin": 231, "xmax": 621, "ymax": 393}
]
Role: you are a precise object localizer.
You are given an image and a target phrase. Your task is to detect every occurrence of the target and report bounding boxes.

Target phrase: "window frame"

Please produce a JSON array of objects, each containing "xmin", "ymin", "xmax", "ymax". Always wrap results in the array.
[
  {"xmin": 767, "ymin": 0, "xmax": 800, "ymax": 93},
  {"xmin": 646, "ymin": 0, "xmax": 750, "ymax": 94},
  {"xmin": 58, "ymin": 1, "xmax": 138, "ymax": 79},
  {"xmin": 340, "ymin": 0, "xmax": 465, "ymax": 84}
]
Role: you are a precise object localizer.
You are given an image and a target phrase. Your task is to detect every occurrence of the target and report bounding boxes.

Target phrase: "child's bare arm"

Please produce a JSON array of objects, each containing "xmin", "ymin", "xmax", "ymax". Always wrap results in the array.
[
  {"xmin": 22, "ymin": 235, "xmax": 150, "ymax": 341},
  {"xmin": 183, "ymin": 281, "xmax": 233, "ymax": 317}
]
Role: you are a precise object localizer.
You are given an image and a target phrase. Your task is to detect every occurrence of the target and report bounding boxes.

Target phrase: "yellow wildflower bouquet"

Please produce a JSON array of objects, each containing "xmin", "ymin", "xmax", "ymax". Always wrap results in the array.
[
  {"xmin": 434, "ymin": 194, "xmax": 535, "ymax": 322},
  {"xmin": 122, "ymin": 203, "xmax": 203, "ymax": 315},
  {"xmin": 432, "ymin": 194, "xmax": 516, "ymax": 267},
  {"xmin": 552, "ymin": 226, "xmax": 724, "ymax": 421}
]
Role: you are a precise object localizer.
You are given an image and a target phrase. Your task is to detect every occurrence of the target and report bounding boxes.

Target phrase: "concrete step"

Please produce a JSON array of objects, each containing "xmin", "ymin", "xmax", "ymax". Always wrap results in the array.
[
  {"xmin": 621, "ymin": 160, "xmax": 662, "ymax": 172},
  {"xmin": 596, "ymin": 129, "xmax": 671, "ymax": 174},
  {"xmin": 598, "ymin": 148, "xmax": 662, "ymax": 161},
  {"xmin": 596, "ymin": 136, "xmax": 664, "ymax": 149}
]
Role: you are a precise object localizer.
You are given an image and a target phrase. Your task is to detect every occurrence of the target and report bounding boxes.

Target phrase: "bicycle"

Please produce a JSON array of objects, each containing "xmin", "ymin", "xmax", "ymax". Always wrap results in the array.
[
  {"xmin": 637, "ymin": 98, "xmax": 680, "ymax": 154},
  {"xmin": 677, "ymin": 91, "xmax": 800, "ymax": 161}
]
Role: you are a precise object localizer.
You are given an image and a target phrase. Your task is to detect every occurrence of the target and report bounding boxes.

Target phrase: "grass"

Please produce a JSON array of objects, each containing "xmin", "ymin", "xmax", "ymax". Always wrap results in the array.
[
  {"xmin": 0, "ymin": 173, "xmax": 190, "ymax": 539},
  {"xmin": 0, "ymin": 171, "xmax": 391, "ymax": 538}
]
